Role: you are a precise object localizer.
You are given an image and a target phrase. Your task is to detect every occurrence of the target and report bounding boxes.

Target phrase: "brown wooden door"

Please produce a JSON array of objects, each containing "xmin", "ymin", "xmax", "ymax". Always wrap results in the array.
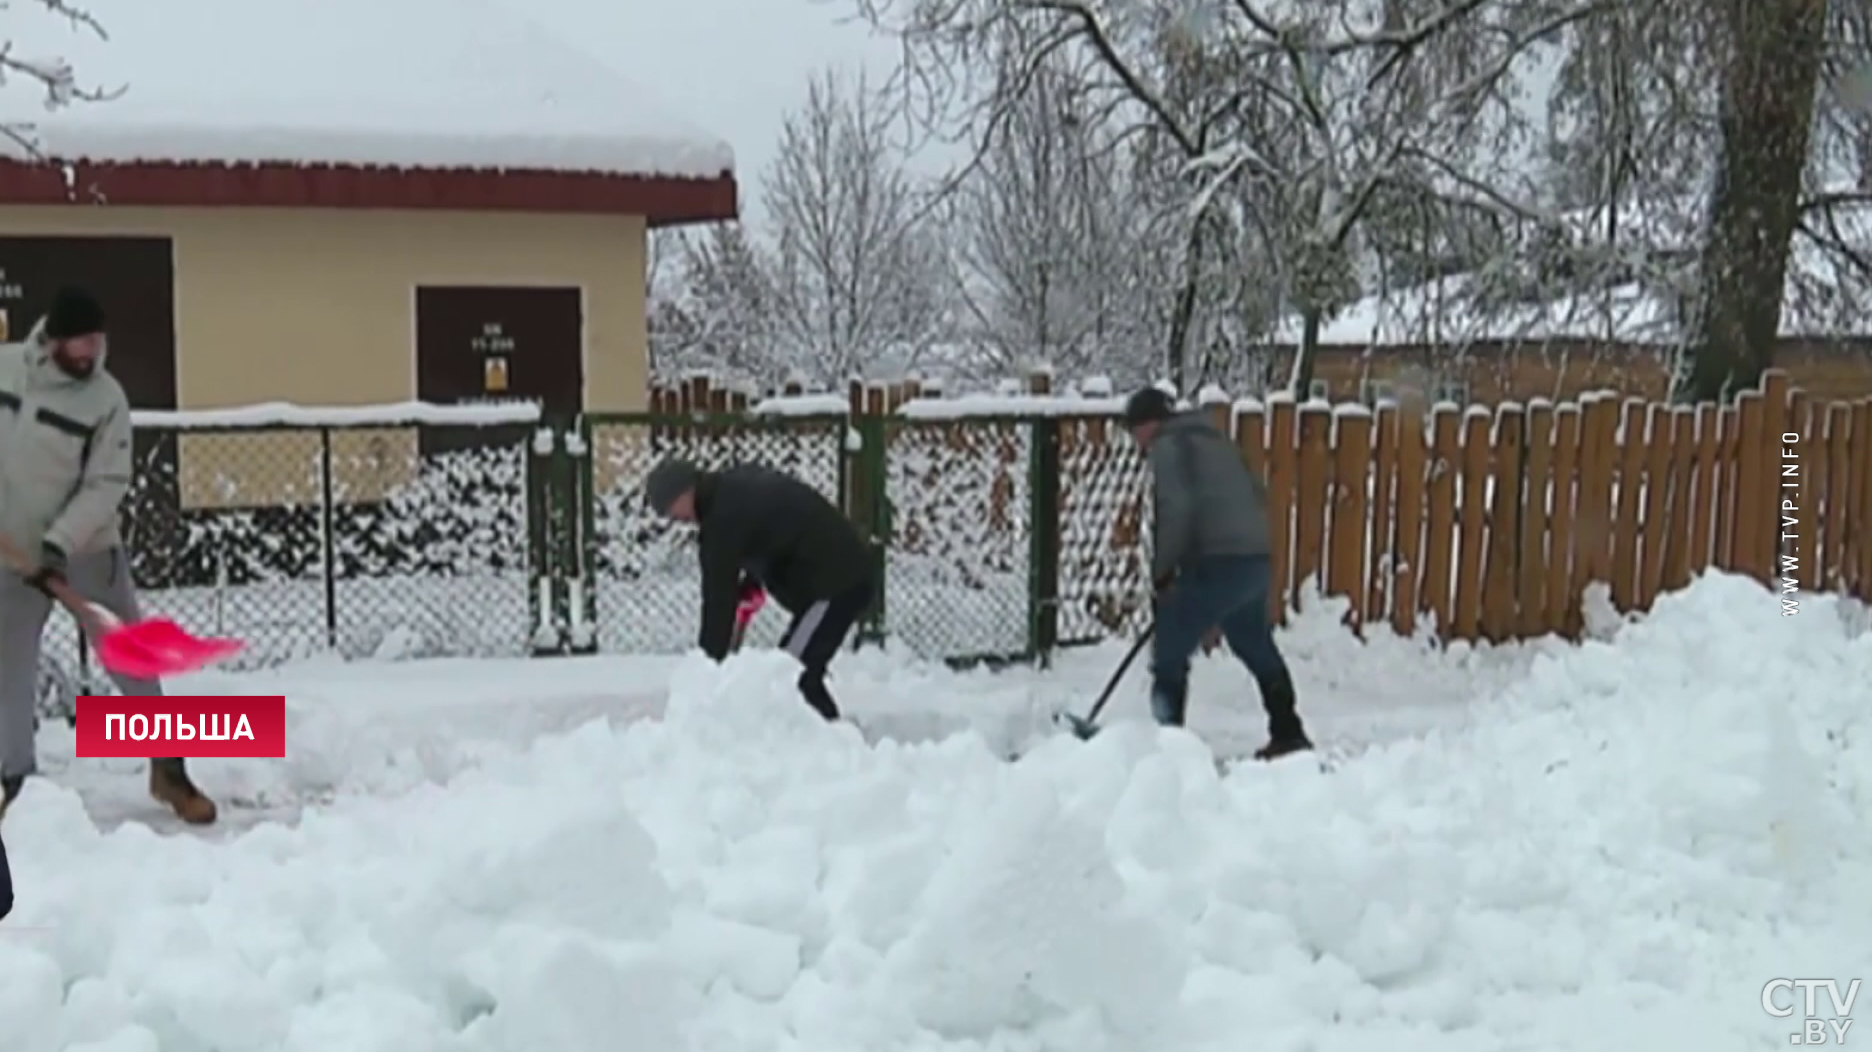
[
  {"xmin": 0, "ymin": 237, "xmax": 182, "ymax": 587},
  {"xmin": 415, "ymin": 286, "xmax": 583, "ymax": 455}
]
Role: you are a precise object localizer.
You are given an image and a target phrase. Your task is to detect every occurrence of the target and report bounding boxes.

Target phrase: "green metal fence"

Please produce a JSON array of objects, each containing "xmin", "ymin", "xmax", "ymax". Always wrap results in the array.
[
  {"xmin": 571, "ymin": 412, "xmax": 850, "ymax": 654},
  {"xmin": 875, "ymin": 416, "xmax": 1032, "ymax": 658},
  {"xmin": 551, "ymin": 411, "xmax": 1152, "ymax": 666},
  {"xmin": 38, "ymin": 415, "xmax": 540, "ymax": 718},
  {"xmin": 38, "ymin": 409, "xmax": 1152, "ymax": 717}
]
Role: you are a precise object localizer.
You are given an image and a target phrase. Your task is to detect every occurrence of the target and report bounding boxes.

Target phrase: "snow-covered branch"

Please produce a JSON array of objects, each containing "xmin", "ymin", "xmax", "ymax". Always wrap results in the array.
[
  {"xmin": 0, "ymin": 0, "xmax": 122, "ymax": 157},
  {"xmin": 762, "ymin": 67, "xmax": 952, "ymax": 383}
]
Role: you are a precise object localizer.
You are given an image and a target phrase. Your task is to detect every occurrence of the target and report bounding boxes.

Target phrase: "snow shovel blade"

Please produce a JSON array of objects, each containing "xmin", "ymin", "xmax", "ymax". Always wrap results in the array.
[
  {"xmin": 1055, "ymin": 710, "xmax": 1101, "ymax": 741},
  {"xmin": 96, "ymin": 618, "xmax": 245, "ymax": 678}
]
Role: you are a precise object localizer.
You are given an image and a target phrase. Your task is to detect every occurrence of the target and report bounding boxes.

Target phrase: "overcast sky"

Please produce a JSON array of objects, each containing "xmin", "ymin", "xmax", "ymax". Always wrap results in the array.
[{"xmin": 531, "ymin": 0, "xmax": 907, "ymax": 223}]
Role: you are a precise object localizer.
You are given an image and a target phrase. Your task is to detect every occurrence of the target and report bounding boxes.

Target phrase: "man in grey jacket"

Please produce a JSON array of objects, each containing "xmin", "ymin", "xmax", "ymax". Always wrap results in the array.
[
  {"xmin": 0, "ymin": 288, "xmax": 217, "ymax": 825},
  {"xmin": 1124, "ymin": 386, "xmax": 1311, "ymax": 760}
]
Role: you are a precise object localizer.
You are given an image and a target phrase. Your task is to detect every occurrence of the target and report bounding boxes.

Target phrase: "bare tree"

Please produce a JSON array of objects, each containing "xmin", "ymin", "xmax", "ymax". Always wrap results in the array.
[
  {"xmin": 1778, "ymin": 6, "xmax": 1872, "ymax": 350},
  {"xmin": 646, "ymin": 229, "xmax": 698, "ymax": 382},
  {"xmin": 1676, "ymin": 0, "xmax": 1829, "ymax": 399},
  {"xmin": 762, "ymin": 67, "xmax": 950, "ymax": 384},
  {"xmin": 948, "ymin": 44, "xmax": 1163, "ymax": 380},
  {"xmin": 650, "ymin": 223, "xmax": 784, "ymax": 386},
  {"xmin": 1543, "ymin": 0, "xmax": 1872, "ymax": 397},
  {"xmin": 2, "ymin": 1, "xmax": 122, "ymax": 157},
  {"xmin": 851, "ymin": 0, "xmax": 1603, "ymax": 395}
]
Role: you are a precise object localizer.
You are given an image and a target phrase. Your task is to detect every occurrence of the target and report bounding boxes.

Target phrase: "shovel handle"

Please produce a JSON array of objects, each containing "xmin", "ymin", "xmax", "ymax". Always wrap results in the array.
[{"xmin": 0, "ymin": 534, "xmax": 116, "ymax": 633}]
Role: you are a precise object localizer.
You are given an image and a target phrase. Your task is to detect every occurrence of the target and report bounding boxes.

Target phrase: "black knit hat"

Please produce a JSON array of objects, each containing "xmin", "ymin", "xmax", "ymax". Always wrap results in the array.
[
  {"xmin": 1122, "ymin": 386, "xmax": 1177, "ymax": 428},
  {"xmin": 644, "ymin": 457, "xmax": 700, "ymax": 515},
  {"xmin": 43, "ymin": 286, "xmax": 105, "ymax": 340}
]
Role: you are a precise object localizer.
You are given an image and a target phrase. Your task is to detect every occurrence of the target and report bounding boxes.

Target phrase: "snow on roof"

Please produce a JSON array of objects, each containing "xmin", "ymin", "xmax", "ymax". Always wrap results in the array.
[
  {"xmin": 1283, "ymin": 243, "xmax": 1872, "ymax": 348},
  {"xmin": 1279, "ymin": 192, "xmax": 1872, "ymax": 348},
  {"xmin": 1284, "ymin": 275, "xmax": 1678, "ymax": 347},
  {"xmin": 0, "ymin": 0, "xmax": 734, "ymax": 178}
]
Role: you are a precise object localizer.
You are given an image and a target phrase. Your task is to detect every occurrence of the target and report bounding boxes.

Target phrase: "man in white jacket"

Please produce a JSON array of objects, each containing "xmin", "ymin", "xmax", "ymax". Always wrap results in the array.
[{"xmin": 0, "ymin": 287, "xmax": 216, "ymax": 825}]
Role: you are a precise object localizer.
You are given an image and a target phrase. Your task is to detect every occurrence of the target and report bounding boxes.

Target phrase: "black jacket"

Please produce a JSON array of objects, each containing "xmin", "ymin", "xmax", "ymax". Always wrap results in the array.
[{"xmin": 694, "ymin": 465, "xmax": 872, "ymax": 659}]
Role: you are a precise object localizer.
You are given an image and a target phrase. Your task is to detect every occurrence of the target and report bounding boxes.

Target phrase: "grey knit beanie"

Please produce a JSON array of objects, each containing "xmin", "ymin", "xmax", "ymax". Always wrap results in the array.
[{"xmin": 644, "ymin": 457, "xmax": 700, "ymax": 515}]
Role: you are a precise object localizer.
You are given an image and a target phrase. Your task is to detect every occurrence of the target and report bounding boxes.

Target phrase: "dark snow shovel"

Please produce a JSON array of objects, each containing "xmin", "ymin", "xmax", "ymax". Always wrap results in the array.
[{"xmin": 1054, "ymin": 622, "xmax": 1154, "ymax": 740}]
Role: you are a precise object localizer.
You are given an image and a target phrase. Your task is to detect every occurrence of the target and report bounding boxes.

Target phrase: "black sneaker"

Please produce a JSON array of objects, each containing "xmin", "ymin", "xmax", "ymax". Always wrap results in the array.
[{"xmin": 1253, "ymin": 734, "xmax": 1313, "ymax": 761}]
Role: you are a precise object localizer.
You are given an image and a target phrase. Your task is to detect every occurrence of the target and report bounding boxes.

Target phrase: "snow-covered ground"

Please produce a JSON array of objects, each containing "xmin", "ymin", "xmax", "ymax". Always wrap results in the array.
[{"xmin": 3, "ymin": 573, "xmax": 1870, "ymax": 1051}]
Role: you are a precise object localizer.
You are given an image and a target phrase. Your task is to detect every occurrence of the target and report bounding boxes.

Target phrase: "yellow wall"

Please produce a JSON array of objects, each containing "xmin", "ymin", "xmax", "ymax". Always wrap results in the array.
[
  {"xmin": 0, "ymin": 205, "xmax": 649, "ymax": 412},
  {"xmin": 171, "ymin": 429, "xmax": 421, "ymax": 511},
  {"xmin": 0, "ymin": 205, "xmax": 652, "ymax": 508}
]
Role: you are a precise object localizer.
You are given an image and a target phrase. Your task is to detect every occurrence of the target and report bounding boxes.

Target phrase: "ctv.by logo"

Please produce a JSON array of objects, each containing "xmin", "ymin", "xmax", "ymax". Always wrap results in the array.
[{"xmin": 1763, "ymin": 979, "xmax": 1860, "ymax": 1044}]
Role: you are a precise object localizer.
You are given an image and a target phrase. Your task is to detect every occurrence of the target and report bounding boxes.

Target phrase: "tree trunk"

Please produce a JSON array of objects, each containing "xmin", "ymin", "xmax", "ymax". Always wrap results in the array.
[
  {"xmin": 1677, "ymin": 0, "xmax": 1827, "ymax": 402},
  {"xmin": 1164, "ymin": 226, "xmax": 1204, "ymax": 391},
  {"xmin": 1288, "ymin": 310, "xmax": 1322, "ymax": 397}
]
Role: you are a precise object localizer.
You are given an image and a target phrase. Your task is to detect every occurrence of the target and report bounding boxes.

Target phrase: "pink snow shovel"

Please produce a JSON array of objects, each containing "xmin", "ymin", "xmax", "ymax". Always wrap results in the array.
[
  {"xmin": 728, "ymin": 585, "xmax": 767, "ymax": 653},
  {"xmin": 0, "ymin": 537, "xmax": 245, "ymax": 678}
]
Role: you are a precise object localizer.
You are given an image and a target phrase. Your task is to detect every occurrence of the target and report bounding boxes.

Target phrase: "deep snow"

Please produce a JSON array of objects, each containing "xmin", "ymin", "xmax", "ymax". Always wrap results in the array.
[{"xmin": 2, "ymin": 572, "xmax": 1869, "ymax": 1051}]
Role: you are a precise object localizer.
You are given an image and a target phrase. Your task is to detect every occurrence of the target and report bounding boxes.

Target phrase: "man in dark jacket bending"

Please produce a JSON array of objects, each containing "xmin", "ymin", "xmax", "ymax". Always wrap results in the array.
[
  {"xmin": 644, "ymin": 458, "xmax": 874, "ymax": 720},
  {"xmin": 1124, "ymin": 387, "xmax": 1311, "ymax": 759}
]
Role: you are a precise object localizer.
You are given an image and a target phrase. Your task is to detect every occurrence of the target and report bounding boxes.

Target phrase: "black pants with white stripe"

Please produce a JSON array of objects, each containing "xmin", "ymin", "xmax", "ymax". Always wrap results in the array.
[
  {"xmin": 0, "ymin": 827, "xmax": 12, "ymax": 921},
  {"xmin": 779, "ymin": 577, "xmax": 873, "ymax": 720}
]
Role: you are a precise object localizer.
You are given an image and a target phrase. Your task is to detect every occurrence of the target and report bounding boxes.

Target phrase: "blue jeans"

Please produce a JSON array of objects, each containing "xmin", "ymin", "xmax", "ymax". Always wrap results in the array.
[{"xmin": 1150, "ymin": 554, "xmax": 1302, "ymax": 737}]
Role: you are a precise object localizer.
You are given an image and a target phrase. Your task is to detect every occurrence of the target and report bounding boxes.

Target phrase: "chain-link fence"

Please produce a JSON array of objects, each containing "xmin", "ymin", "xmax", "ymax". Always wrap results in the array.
[
  {"xmin": 35, "ymin": 407, "xmax": 1153, "ymax": 715},
  {"xmin": 1055, "ymin": 416, "xmax": 1152, "ymax": 643},
  {"xmin": 582, "ymin": 412, "xmax": 848, "ymax": 653},
  {"xmin": 41, "ymin": 420, "xmax": 536, "ymax": 715},
  {"xmin": 573, "ymin": 411, "xmax": 1147, "ymax": 665},
  {"xmin": 877, "ymin": 417, "xmax": 1032, "ymax": 660}
]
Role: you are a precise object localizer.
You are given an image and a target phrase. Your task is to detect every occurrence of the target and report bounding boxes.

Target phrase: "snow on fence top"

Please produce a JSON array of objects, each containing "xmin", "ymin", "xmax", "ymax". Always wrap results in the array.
[
  {"xmin": 897, "ymin": 393, "xmax": 1127, "ymax": 419},
  {"xmin": 2, "ymin": 0, "xmax": 733, "ymax": 178},
  {"xmin": 132, "ymin": 401, "xmax": 542, "ymax": 428},
  {"xmin": 660, "ymin": 371, "xmax": 1689, "ymax": 422},
  {"xmin": 752, "ymin": 394, "xmax": 849, "ymax": 417},
  {"xmin": 660, "ymin": 372, "xmax": 1414, "ymax": 420}
]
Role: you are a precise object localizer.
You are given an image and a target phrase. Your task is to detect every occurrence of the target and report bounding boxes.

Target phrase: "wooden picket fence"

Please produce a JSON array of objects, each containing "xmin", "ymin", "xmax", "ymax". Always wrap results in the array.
[
  {"xmin": 1216, "ymin": 370, "xmax": 1872, "ymax": 640},
  {"xmin": 656, "ymin": 368, "xmax": 1870, "ymax": 644}
]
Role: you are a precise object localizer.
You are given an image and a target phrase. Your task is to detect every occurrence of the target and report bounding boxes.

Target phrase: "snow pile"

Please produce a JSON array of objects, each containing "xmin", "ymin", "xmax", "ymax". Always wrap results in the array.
[
  {"xmin": 3, "ymin": 573, "xmax": 1870, "ymax": 1050},
  {"xmin": 0, "ymin": 0, "xmax": 733, "ymax": 177}
]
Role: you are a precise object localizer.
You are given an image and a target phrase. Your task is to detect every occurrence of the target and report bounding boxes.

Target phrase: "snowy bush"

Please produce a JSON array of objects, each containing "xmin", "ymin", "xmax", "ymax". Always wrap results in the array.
[
  {"xmin": 882, "ymin": 420, "xmax": 1027, "ymax": 588},
  {"xmin": 336, "ymin": 443, "xmax": 527, "ymax": 578},
  {"xmin": 1055, "ymin": 419, "xmax": 1151, "ymax": 641},
  {"xmin": 97, "ymin": 427, "xmax": 533, "ymax": 669},
  {"xmin": 117, "ymin": 431, "xmax": 327, "ymax": 588},
  {"xmin": 118, "ymin": 433, "xmax": 527, "ymax": 588}
]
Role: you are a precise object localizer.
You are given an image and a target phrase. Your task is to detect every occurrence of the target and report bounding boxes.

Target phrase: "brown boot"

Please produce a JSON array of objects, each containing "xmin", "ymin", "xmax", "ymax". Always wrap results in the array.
[{"xmin": 149, "ymin": 759, "xmax": 217, "ymax": 825}]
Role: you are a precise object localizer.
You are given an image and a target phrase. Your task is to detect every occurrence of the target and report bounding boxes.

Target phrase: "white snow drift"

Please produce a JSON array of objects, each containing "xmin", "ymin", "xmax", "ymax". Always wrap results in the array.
[{"xmin": 1, "ymin": 572, "xmax": 1868, "ymax": 1051}]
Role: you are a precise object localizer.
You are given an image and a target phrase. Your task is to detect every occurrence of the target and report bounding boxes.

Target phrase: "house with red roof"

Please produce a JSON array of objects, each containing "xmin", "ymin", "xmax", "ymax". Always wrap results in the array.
[{"xmin": 0, "ymin": 0, "xmax": 735, "ymax": 418}]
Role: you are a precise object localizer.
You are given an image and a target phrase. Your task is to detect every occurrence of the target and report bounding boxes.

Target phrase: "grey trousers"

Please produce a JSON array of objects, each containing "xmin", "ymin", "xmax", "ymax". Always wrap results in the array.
[{"xmin": 0, "ymin": 548, "xmax": 161, "ymax": 780}]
